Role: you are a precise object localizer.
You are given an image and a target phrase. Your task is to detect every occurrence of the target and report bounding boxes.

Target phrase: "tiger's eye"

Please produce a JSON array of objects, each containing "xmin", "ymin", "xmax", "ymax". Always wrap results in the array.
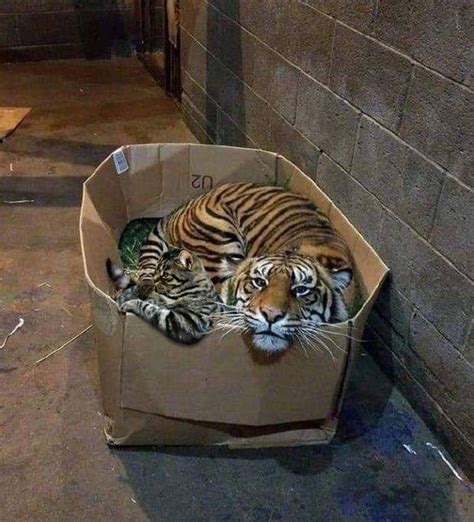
[
  {"xmin": 253, "ymin": 277, "xmax": 267, "ymax": 289},
  {"xmin": 293, "ymin": 286, "xmax": 310, "ymax": 296}
]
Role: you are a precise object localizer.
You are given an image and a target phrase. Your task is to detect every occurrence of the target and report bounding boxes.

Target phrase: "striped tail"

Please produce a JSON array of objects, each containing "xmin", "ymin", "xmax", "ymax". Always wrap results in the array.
[{"xmin": 106, "ymin": 259, "xmax": 132, "ymax": 290}]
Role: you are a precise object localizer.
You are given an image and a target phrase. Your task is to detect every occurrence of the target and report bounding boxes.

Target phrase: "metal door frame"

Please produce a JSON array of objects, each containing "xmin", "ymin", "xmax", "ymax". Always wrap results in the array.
[{"xmin": 135, "ymin": 0, "xmax": 181, "ymax": 100}]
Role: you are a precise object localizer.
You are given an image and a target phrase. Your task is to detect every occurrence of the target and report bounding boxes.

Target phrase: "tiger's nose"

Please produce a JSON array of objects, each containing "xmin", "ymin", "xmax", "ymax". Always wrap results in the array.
[{"xmin": 261, "ymin": 305, "xmax": 285, "ymax": 323}]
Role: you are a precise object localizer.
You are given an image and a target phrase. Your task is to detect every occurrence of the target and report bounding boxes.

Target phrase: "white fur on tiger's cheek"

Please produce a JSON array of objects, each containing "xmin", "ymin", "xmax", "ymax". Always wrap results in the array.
[{"xmin": 251, "ymin": 334, "xmax": 290, "ymax": 353}]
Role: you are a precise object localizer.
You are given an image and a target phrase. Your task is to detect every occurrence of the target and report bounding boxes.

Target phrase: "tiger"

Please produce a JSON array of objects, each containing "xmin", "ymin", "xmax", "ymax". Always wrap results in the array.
[
  {"xmin": 222, "ymin": 253, "xmax": 351, "ymax": 352},
  {"xmin": 106, "ymin": 247, "xmax": 222, "ymax": 345},
  {"xmin": 136, "ymin": 182, "xmax": 354, "ymax": 353}
]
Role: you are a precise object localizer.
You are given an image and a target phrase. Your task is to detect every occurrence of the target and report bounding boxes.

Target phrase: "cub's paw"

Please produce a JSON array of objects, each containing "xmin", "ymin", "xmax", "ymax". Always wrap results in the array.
[
  {"xmin": 137, "ymin": 281, "xmax": 154, "ymax": 299},
  {"xmin": 120, "ymin": 300, "xmax": 139, "ymax": 314}
]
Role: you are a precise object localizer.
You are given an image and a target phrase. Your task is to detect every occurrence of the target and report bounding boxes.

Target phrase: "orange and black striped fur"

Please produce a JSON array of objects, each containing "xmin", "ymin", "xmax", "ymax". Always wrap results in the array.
[
  {"xmin": 137, "ymin": 182, "xmax": 354, "ymax": 353},
  {"xmin": 107, "ymin": 248, "xmax": 222, "ymax": 345}
]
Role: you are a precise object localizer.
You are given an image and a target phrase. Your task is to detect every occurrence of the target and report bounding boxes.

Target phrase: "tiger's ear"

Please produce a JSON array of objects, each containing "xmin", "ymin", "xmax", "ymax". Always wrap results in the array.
[
  {"xmin": 331, "ymin": 267, "xmax": 353, "ymax": 291},
  {"xmin": 177, "ymin": 249, "xmax": 194, "ymax": 270}
]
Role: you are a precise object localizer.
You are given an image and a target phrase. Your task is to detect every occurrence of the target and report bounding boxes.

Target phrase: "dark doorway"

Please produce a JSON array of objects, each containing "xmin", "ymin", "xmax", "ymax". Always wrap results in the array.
[
  {"xmin": 163, "ymin": 0, "xmax": 181, "ymax": 100},
  {"xmin": 136, "ymin": 0, "xmax": 181, "ymax": 100}
]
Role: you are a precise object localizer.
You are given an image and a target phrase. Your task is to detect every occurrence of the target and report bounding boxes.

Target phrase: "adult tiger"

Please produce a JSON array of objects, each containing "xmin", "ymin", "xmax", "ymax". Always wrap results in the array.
[{"xmin": 137, "ymin": 182, "xmax": 353, "ymax": 353}]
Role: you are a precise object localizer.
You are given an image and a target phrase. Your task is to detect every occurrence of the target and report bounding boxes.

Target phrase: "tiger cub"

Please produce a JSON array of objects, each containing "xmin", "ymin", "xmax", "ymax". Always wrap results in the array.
[
  {"xmin": 136, "ymin": 182, "xmax": 354, "ymax": 353},
  {"xmin": 106, "ymin": 247, "xmax": 222, "ymax": 345}
]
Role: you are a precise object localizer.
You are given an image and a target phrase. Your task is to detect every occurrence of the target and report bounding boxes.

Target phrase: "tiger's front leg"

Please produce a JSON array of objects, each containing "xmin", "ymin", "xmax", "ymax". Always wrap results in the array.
[{"xmin": 137, "ymin": 223, "xmax": 168, "ymax": 299}]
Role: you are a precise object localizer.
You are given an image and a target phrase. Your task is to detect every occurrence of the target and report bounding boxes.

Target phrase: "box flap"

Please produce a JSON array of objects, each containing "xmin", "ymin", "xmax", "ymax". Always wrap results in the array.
[{"xmin": 120, "ymin": 314, "xmax": 347, "ymax": 426}]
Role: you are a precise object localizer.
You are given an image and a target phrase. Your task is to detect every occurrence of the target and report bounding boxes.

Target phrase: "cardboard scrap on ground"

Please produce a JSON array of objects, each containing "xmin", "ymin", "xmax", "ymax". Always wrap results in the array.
[{"xmin": 0, "ymin": 107, "xmax": 31, "ymax": 141}]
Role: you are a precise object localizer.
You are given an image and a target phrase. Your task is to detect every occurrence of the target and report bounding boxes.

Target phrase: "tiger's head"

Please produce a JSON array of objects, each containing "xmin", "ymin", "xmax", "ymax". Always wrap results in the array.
[{"xmin": 223, "ymin": 254, "xmax": 353, "ymax": 353}]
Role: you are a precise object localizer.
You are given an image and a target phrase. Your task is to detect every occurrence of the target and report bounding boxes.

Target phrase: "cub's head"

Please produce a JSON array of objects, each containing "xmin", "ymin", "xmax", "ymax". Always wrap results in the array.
[
  {"xmin": 153, "ymin": 247, "xmax": 207, "ymax": 292},
  {"xmin": 226, "ymin": 254, "xmax": 352, "ymax": 353}
]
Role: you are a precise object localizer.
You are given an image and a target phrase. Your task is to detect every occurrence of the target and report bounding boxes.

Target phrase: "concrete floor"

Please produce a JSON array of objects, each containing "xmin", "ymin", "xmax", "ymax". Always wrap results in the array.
[{"xmin": 0, "ymin": 58, "xmax": 472, "ymax": 521}]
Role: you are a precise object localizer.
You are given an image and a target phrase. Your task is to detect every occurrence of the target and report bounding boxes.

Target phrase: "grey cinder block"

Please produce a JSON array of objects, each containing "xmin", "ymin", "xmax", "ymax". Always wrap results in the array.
[
  {"xmin": 182, "ymin": 93, "xmax": 217, "ymax": 143},
  {"xmin": 275, "ymin": 2, "xmax": 334, "ymax": 83},
  {"xmin": 377, "ymin": 210, "xmax": 473, "ymax": 348},
  {"xmin": 306, "ymin": 0, "xmax": 377, "ymax": 32},
  {"xmin": 269, "ymin": 111, "xmax": 321, "ymax": 180},
  {"xmin": 374, "ymin": 0, "xmax": 472, "ymax": 86},
  {"xmin": 208, "ymin": 0, "xmax": 281, "ymax": 49},
  {"xmin": 373, "ymin": 284, "xmax": 413, "ymax": 341},
  {"xmin": 400, "ymin": 66, "xmax": 474, "ymax": 186},
  {"xmin": 316, "ymin": 153, "xmax": 384, "ymax": 246},
  {"xmin": 295, "ymin": 74, "xmax": 360, "ymax": 169},
  {"xmin": 409, "ymin": 311, "xmax": 474, "ymax": 410},
  {"xmin": 330, "ymin": 24, "xmax": 412, "ymax": 130},
  {"xmin": 181, "ymin": 0, "xmax": 220, "ymax": 56},
  {"xmin": 430, "ymin": 177, "xmax": 474, "ymax": 277},
  {"xmin": 251, "ymin": 41, "xmax": 299, "ymax": 123},
  {"xmin": 216, "ymin": 108, "xmax": 256, "ymax": 148},
  {"xmin": 218, "ymin": 15, "xmax": 256, "ymax": 85},
  {"xmin": 182, "ymin": 70, "xmax": 218, "ymax": 135},
  {"xmin": 352, "ymin": 117, "xmax": 445, "ymax": 237}
]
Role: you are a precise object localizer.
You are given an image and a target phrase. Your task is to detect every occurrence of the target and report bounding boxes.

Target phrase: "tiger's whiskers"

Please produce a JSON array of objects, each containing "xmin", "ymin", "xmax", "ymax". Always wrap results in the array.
[
  {"xmin": 302, "ymin": 326, "xmax": 350, "ymax": 353},
  {"xmin": 297, "ymin": 328, "xmax": 337, "ymax": 363}
]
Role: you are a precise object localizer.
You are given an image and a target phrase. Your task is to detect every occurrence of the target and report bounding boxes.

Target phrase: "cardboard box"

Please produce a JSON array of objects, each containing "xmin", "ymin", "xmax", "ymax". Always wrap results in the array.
[{"xmin": 80, "ymin": 144, "xmax": 388, "ymax": 448}]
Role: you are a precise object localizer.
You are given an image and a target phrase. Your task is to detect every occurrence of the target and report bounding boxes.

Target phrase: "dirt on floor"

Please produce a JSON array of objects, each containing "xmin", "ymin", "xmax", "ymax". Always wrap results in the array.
[{"xmin": 0, "ymin": 58, "xmax": 472, "ymax": 521}]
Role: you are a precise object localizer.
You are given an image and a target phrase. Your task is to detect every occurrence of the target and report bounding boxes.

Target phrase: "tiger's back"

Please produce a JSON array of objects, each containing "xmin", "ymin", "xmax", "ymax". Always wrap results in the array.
[
  {"xmin": 142, "ymin": 183, "xmax": 351, "ymax": 285},
  {"xmin": 136, "ymin": 182, "xmax": 355, "ymax": 353}
]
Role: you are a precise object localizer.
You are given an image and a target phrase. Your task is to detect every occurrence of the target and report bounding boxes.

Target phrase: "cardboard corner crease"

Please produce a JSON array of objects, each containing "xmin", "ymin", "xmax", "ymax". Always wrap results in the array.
[{"xmin": 79, "ymin": 144, "xmax": 388, "ymax": 448}]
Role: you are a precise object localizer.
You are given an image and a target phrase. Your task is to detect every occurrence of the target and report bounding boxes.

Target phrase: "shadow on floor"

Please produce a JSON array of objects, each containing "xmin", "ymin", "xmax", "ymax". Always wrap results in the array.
[
  {"xmin": 2, "ymin": 135, "xmax": 118, "ymax": 166},
  {"xmin": 0, "ymin": 175, "xmax": 89, "ymax": 207},
  {"xmin": 111, "ymin": 352, "xmax": 466, "ymax": 521}
]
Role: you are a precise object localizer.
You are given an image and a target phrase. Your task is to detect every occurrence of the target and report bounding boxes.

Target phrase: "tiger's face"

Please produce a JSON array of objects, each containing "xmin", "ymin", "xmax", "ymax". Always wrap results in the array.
[{"xmin": 228, "ymin": 254, "xmax": 352, "ymax": 353}]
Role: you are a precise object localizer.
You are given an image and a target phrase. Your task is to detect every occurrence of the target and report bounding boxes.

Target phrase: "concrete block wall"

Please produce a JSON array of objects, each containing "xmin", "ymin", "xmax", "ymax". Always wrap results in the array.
[
  {"xmin": 0, "ymin": 0, "xmax": 163, "ymax": 61},
  {"xmin": 180, "ymin": 1, "xmax": 474, "ymax": 474}
]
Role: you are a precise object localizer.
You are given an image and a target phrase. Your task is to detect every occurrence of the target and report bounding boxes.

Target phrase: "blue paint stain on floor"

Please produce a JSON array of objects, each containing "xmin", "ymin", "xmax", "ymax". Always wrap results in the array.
[{"xmin": 113, "ymin": 352, "xmax": 472, "ymax": 521}]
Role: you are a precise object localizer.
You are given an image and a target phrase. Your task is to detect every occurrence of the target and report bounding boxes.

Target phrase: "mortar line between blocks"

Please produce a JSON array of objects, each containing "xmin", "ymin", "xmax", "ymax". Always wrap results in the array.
[
  {"xmin": 318, "ymin": 149, "xmax": 474, "ymax": 285},
  {"xmin": 373, "ymin": 307, "xmax": 471, "ymax": 389},
  {"xmin": 359, "ymin": 114, "xmax": 461, "ymax": 183},
  {"xmin": 368, "ymin": 324, "xmax": 474, "ymax": 444},
  {"xmin": 396, "ymin": 63, "xmax": 415, "ymax": 134},
  {"xmin": 182, "ymin": 31, "xmax": 473, "ymax": 282},
  {"xmin": 181, "ymin": 93, "xmax": 217, "ymax": 140},
  {"xmin": 349, "ymin": 113, "xmax": 363, "ymax": 172},
  {"xmin": 299, "ymin": 2, "xmax": 474, "ymax": 93},
  {"xmin": 205, "ymin": 4, "xmax": 363, "ymax": 108},
  {"xmin": 182, "ymin": 47, "xmax": 320, "ymax": 153},
  {"xmin": 183, "ymin": 20, "xmax": 471, "ymax": 183},
  {"xmin": 409, "ymin": 306, "xmax": 473, "ymax": 367},
  {"xmin": 209, "ymin": 1, "xmax": 474, "ymax": 93},
  {"xmin": 427, "ymin": 176, "xmax": 447, "ymax": 242},
  {"xmin": 326, "ymin": 18, "xmax": 338, "ymax": 87}
]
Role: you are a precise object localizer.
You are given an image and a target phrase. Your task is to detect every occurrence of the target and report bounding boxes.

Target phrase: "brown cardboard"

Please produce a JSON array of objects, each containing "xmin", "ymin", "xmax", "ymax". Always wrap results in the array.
[
  {"xmin": 0, "ymin": 107, "xmax": 31, "ymax": 140},
  {"xmin": 80, "ymin": 144, "xmax": 388, "ymax": 447}
]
